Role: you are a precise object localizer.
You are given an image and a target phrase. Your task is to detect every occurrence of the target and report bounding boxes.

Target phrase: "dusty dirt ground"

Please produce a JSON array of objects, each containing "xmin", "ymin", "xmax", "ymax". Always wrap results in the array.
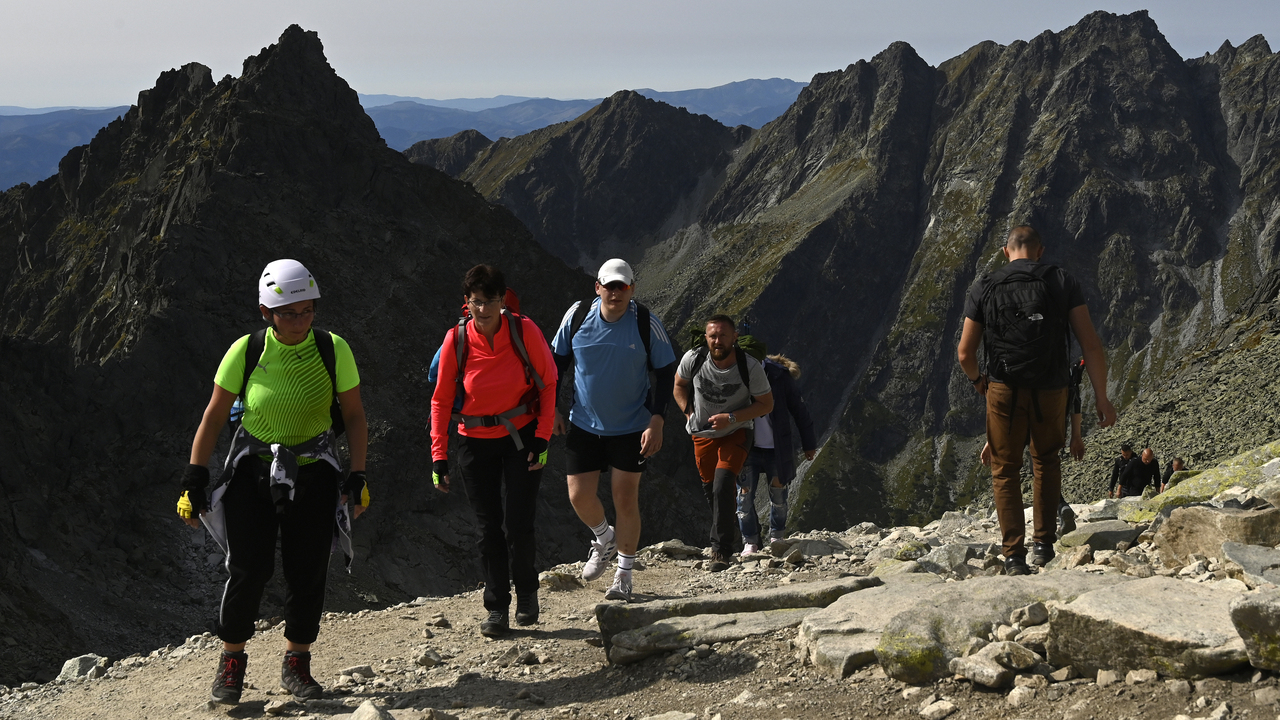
[{"xmin": 2, "ymin": 552, "xmax": 1278, "ymax": 720}]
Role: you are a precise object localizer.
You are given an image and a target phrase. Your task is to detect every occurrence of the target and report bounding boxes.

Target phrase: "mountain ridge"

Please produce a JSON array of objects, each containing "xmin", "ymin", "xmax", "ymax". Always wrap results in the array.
[{"xmin": 412, "ymin": 10, "xmax": 1280, "ymax": 533}]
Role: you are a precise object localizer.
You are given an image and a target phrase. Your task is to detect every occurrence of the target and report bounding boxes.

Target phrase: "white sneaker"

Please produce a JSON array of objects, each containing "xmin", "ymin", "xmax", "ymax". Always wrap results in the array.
[
  {"xmin": 604, "ymin": 570, "xmax": 632, "ymax": 602},
  {"xmin": 742, "ymin": 542, "xmax": 760, "ymax": 556},
  {"xmin": 582, "ymin": 527, "xmax": 617, "ymax": 582}
]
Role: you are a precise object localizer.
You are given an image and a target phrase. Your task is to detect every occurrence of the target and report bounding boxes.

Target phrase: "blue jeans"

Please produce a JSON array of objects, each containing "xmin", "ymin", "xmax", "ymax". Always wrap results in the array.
[{"xmin": 736, "ymin": 447, "xmax": 788, "ymax": 545}]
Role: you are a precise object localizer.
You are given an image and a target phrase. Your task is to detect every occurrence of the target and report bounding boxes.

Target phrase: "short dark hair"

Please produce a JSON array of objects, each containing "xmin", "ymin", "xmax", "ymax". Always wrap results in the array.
[
  {"xmin": 1120, "ymin": 443, "xmax": 1133, "ymax": 453},
  {"xmin": 705, "ymin": 314, "xmax": 736, "ymax": 332},
  {"xmin": 463, "ymin": 264, "xmax": 505, "ymax": 300},
  {"xmin": 1005, "ymin": 225, "xmax": 1042, "ymax": 252},
  {"xmin": 1174, "ymin": 457, "xmax": 1184, "ymax": 465}
]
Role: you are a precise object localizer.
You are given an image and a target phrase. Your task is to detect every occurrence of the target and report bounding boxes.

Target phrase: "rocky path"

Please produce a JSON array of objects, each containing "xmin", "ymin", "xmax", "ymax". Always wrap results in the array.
[{"xmin": 4, "ymin": 526, "xmax": 1279, "ymax": 720}]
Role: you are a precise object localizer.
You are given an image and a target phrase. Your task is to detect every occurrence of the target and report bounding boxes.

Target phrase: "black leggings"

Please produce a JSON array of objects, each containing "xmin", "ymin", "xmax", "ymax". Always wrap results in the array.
[
  {"xmin": 456, "ymin": 422, "xmax": 544, "ymax": 611},
  {"xmin": 217, "ymin": 458, "xmax": 339, "ymax": 645}
]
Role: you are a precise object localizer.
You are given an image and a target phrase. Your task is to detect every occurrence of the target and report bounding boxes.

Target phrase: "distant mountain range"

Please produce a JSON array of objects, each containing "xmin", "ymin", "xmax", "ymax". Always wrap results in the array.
[
  {"xmin": 0, "ymin": 79, "xmax": 806, "ymax": 187},
  {"xmin": 0, "ymin": 107, "xmax": 129, "ymax": 191},
  {"xmin": 358, "ymin": 94, "xmax": 540, "ymax": 112},
  {"xmin": 365, "ymin": 98, "xmax": 603, "ymax": 149},
  {"xmin": 364, "ymin": 78, "xmax": 806, "ymax": 149}
]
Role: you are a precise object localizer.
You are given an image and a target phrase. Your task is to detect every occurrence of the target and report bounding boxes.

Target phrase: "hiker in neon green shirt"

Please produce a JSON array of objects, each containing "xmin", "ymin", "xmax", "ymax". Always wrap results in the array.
[{"xmin": 176, "ymin": 259, "xmax": 368, "ymax": 705}]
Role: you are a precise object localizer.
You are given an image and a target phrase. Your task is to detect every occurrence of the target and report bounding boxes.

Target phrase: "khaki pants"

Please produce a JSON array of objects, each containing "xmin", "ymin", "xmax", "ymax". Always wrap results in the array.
[{"xmin": 986, "ymin": 383, "xmax": 1067, "ymax": 558}]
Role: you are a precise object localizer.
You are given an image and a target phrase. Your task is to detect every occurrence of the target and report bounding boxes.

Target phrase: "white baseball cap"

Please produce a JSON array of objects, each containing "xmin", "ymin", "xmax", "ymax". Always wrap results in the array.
[{"xmin": 597, "ymin": 258, "xmax": 634, "ymax": 286}]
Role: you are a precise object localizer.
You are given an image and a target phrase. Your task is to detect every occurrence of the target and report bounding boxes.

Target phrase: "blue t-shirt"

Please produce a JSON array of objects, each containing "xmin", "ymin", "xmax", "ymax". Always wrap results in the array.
[{"xmin": 552, "ymin": 298, "xmax": 677, "ymax": 435}]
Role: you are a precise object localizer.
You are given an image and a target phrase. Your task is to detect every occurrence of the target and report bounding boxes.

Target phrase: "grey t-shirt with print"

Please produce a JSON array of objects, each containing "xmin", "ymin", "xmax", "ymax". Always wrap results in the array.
[{"xmin": 677, "ymin": 348, "xmax": 771, "ymax": 438}]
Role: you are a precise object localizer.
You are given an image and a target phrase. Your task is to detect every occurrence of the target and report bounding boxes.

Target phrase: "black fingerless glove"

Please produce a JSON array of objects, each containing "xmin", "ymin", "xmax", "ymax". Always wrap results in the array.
[
  {"xmin": 177, "ymin": 464, "xmax": 210, "ymax": 518},
  {"xmin": 432, "ymin": 459, "xmax": 449, "ymax": 487},
  {"xmin": 343, "ymin": 471, "xmax": 369, "ymax": 507},
  {"xmin": 528, "ymin": 437, "xmax": 548, "ymax": 464}
]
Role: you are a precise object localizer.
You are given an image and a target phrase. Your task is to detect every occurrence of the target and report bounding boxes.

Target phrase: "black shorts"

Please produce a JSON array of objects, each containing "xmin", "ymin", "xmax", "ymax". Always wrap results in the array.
[{"xmin": 565, "ymin": 423, "xmax": 646, "ymax": 474}]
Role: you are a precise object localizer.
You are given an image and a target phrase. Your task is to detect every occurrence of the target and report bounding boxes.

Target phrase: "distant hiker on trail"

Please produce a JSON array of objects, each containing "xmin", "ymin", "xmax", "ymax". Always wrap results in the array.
[
  {"xmin": 1109, "ymin": 443, "xmax": 1136, "ymax": 498},
  {"xmin": 675, "ymin": 315, "xmax": 774, "ymax": 573},
  {"xmin": 957, "ymin": 225, "xmax": 1116, "ymax": 576},
  {"xmin": 430, "ymin": 265, "xmax": 557, "ymax": 637},
  {"xmin": 735, "ymin": 351, "xmax": 817, "ymax": 555},
  {"xmin": 1162, "ymin": 457, "xmax": 1186, "ymax": 492},
  {"xmin": 551, "ymin": 258, "xmax": 677, "ymax": 603},
  {"xmin": 176, "ymin": 259, "xmax": 369, "ymax": 705},
  {"xmin": 1116, "ymin": 447, "xmax": 1161, "ymax": 498}
]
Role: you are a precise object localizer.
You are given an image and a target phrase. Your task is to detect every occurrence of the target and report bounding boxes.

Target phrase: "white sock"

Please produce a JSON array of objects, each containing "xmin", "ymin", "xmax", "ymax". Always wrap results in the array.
[
  {"xmin": 618, "ymin": 552, "xmax": 635, "ymax": 572},
  {"xmin": 590, "ymin": 519, "xmax": 612, "ymax": 541}
]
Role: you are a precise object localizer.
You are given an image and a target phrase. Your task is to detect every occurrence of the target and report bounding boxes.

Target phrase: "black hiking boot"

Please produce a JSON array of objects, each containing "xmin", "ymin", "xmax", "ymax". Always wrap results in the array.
[
  {"xmin": 480, "ymin": 610, "xmax": 510, "ymax": 637},
  {"xmin": 1030, "ymin": 542, "xmax": 1056, "ymax": 567},
  {"xmin": 515, "ymin": 593, "xmax": 539, "ymax": 626},
  {"xmin": 1058, "ymin": 503, "xmax": 1077, "ymax": 537},
  {"xmin": 1004, "ymin": 555, "xmax": 1031, "ymax": 576},
  {"xmin": 280, "ymin": 650, "xmax": 324, "ymax": 699},
  {"xmin": 209, "ymin": 650, "xmax": 247, "ymax": 705}
]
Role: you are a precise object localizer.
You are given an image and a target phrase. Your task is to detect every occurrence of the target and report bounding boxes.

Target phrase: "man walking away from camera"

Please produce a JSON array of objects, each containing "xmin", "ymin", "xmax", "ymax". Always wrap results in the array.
[{"xmin": 957, "ymin": 225, "xmax": 1116, "ymax": 575}]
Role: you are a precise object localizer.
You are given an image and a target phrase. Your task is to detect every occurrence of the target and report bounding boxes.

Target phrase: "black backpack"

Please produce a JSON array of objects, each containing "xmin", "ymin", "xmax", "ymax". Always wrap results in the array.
[
  {"xmin": 979, "ymin": 263, "xmax": 1069, "ymax": 390},
  {"xmin": 238, "ymin": 328, "xmax": 345, "ymax": 437}
]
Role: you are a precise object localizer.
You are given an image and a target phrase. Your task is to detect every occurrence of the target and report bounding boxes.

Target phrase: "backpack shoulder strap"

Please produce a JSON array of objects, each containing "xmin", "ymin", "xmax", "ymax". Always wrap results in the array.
[
  {"xmin": 503, "ymin": 310, "xmax": 546, "ymax": 390},
  {"xmin": 312, "ymin": 329, "xmax": 338, "ymax": 393},
  {"xmin": 635, "ymin": 302, "xmax": 653, "ymax": 371},
  {"xmin": 312, "ymin": 328, "xmax": 346, "ymax": 436},
  {"xmin": 454, "ymin": 317, "xmax": 470, "ymax": 409},
  {"xmin": 241, "ymin": 328, "xmax": 268, "ymax": 399},
  {"xmin": 691, "ymin": 347, "xmax": 709, "ymax": 378},
  {"xmin": 567, "ymin": 298, "xmax": 594, "ymax": 362},
  {"xmin": 734, "ymin": 346, "xmax": 752, "ymax": 390}
]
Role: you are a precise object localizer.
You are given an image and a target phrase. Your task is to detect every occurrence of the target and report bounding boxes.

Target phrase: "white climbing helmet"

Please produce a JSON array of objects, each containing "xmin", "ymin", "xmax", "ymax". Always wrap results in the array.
[{"xmin": 258, "ymin": 259, "xmax": 320, "ymax": 308}]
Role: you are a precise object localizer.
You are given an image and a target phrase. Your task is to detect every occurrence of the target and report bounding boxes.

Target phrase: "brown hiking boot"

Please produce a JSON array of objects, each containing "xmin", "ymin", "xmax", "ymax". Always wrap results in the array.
[{"xmin": 708, "ymin": 551, "xmax": 730, "ymax": 573}]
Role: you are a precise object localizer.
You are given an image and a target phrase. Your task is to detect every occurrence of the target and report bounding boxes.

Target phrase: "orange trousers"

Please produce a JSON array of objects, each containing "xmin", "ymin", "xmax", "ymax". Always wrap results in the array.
[
  {"xmin": 986, "ymin": 383, "xmax": 1067, "ymax": 558},
  {"xmin": 693, "ymin": 429, "xmax": 752, "ymax": 555}
]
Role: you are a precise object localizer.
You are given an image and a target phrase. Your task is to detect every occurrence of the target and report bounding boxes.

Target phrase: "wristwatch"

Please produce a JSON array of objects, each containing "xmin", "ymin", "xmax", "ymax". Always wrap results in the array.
[{"xmin": 728, "ymin": 413, "xmax": 738, "ymax": 424}]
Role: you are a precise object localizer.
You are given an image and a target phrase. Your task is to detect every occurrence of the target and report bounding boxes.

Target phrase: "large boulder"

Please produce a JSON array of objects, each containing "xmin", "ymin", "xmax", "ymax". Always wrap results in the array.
[
  {"xmin": 56, "ymin": 653, "xmax": 107, "ymax": 682},
  {"xmin": 796, "ymin": 574, "xmax": 944, "ymax": 677},
  {"xmin": 1154, "ymin": 506, "xmax": 1280, "ymax": 566},
  {"xmin": 1139, "ymin": 439, "xmax": 1280, "ymax": 517},
  {"xmin": 609, "ymin": 608, "xmax": 816, "ymax": 664},
  {"xmin": 595, "ymin": 576, "xmax": 880, "ymax": 659},
  {"xmin": 1229, "ymin": 588, "xmax": 1280, "ymax": 671},
  {"xmin": 1048, "ymin": 576, "xmax": 1248, "ymax": 677},
  {"xmin": 1058, "ymin": 520, "xmax": 1142, "ymax": 552},
  {"xmin": 1220, "ymin": 542, "xmax": 1280, "ymax": 587},
  {"xmin": 873, "ymin": 572, "xmax": 1125, "ymax": 684}
]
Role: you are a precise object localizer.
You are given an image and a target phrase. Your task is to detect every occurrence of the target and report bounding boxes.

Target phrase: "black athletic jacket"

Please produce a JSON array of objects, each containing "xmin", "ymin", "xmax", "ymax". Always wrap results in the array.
[{"xmin": 1118, "ymin": 456, "xmax": 1161, "ymax": 494}]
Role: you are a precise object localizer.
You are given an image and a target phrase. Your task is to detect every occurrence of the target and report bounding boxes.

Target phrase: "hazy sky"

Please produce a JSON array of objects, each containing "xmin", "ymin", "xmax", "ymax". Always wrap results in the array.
[{"xmin": 5, "ymin": 1, "xmax": 1278, "ymax": 107}]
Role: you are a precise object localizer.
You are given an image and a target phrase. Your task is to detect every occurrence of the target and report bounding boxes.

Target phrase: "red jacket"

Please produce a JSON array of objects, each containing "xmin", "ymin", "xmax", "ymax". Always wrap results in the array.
[{"xmin": 430, "ymin": 314, "xmax": 557, "ymax": 461}]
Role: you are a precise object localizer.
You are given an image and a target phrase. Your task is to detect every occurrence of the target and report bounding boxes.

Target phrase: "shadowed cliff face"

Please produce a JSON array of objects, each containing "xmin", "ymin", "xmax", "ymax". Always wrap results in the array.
[
  {"xmin": 0, "ymin": 26, "xmax": 716, "ymax": 684},
  {"xmin": 418, "ymin": 11, "xmax": 1280, "ymax": 532}
]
